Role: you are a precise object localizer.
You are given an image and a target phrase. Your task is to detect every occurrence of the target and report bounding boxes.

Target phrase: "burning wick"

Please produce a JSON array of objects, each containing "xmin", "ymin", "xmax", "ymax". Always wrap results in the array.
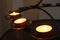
[
  {"xmin": 9, "ymin": 12, "xmax": 21, "ymax": 20},
  {"xmin": 14, "ymin": 18, "xmax": 27, "ymax": 24},
  {"xmin": 36, "ymin": 25, "xmax": 52, "ymax": 33},
  {"xmin": 36, "ymin": 25, "xmax": 52, "ymax": 38},
  {"xmin": 13, "ymin": 18, "xmax": 27, "ymax": 30},
  {"xmin": 9, "ymin": 12, "xmax": 20, "ymax": 16}
]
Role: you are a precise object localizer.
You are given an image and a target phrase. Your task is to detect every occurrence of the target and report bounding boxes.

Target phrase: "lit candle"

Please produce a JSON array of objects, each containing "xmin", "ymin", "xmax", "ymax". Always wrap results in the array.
[
  {"xmin": 8, "ymin": 12, "xmax": 21, "ymax": 20},
  {"xmin": 13, "ymin": 18, "xmax": 27, "ymax": 28},
  {"xmin": 36, "ymin": 25, "xmax": 52, "ymax": 38}
]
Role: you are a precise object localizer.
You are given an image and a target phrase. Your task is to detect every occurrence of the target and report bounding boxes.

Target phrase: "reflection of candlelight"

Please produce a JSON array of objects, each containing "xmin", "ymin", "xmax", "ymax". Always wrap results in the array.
[
  {"xmin": 36, "ymin": 25, "xmax": 52, "ymax": 38},
  {"xmin": 9, "ymin": 12, "xmax": 21, "ymax": 20},
  {"xmin": 14, "ymin": 18, "xmax": 27, "ymax": 28}
]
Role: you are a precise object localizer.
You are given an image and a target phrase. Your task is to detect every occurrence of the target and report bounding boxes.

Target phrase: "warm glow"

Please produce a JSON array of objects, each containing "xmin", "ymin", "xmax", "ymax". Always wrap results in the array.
[
  {"xmin": 9, "ymin": 12, "xmax": 20, "ymax": 16},
  {"xmin": 36, "ymin": 25, "xmax": 52, "ymax": 33},
  {"xmin": 14, "ymin": 18, "xmax": 27, "ymax": 24}
]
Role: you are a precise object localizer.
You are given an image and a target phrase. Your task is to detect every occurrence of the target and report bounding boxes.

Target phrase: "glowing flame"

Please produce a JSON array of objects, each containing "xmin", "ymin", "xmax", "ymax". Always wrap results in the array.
[
  {"xmin": 14, "ymin": 18, "xmax": 27, "ymax": 24},
  {"xmin": 9, "ymin": 12, "xmax": 20, "ymax": 16},
  {"xmin": 36, "ymin": 25, "xmax": 52, "ymax": 33}
]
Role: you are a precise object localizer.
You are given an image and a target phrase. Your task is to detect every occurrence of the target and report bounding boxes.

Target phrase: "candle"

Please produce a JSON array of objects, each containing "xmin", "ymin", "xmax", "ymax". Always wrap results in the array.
[
  {"xmin": 8, "ymin": 12, "xmax": 21, "ymax": 20},
  {"xmin": 13, "ymin": 18, "xmax": 27, "ymax": 28},
  {"xmin": 36, "ymin": 25, "xmax": 52, "ymax": 38}
]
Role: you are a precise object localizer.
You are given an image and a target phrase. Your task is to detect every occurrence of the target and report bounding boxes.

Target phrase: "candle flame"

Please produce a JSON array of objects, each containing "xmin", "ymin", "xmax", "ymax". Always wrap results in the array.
[
  {"xmin": 14, "ymin": 18, "xmax": 27, "ymax": 24},
  {"xmin": 36, "ymin": 25, "xmax": 52, "ymax": 33},
  {"xmin": 9, "ymin": 12, "xmax": 20, "ymax": 16}
]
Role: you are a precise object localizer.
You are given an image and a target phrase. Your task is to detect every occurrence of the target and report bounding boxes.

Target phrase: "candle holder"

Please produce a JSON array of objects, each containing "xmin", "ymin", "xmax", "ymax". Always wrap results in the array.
[
  {"xmin": 29, "ymin": 20, "xmax": 60, "ymax": 40},
  {"xmin": 12, "ymin": 18, "xmax": 32, "ymax": 30},
  {"xmin": 35, "ymin": 25, "xmax": 53, "ymax": 38},
  {"xmin": 8, "ymin": 11, "xmax": 22, "ymax": 21}
]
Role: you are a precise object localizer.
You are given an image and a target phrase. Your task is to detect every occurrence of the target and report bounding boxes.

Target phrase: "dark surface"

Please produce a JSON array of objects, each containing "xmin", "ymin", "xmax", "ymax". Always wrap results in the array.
[{"xmin": 1, "ymin": 20, "xmax": 60, "ymax": 40}]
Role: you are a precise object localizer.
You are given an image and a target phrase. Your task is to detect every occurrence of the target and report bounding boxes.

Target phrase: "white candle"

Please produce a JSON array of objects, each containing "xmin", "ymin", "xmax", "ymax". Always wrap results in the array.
[
  {"xmin": 36, "ymin": 25, "xmax": 52, "ymax": 33},
  {"xmin": 14, "ymin": 18, "xmax": 27, "ymax": 28},
  {"xmin": 9, "ymin": 12, "xmax": 20, "ymax": 16},
  {"xmin": 14, "ymin": 18, "xmax": 27, "ymax": 24},
  {"xmin": 36, "ymin": 25, "xmax": 52, "ymax": 38},
  {"xmin": 9, "ymin": 12, "xmax": 21, "ymax": 20}
]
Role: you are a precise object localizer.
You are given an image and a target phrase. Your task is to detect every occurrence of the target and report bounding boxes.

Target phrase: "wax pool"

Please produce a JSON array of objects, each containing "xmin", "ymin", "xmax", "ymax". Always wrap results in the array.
[{"xmin": 36, "ymin": 25, "xmax": 52, "ymax": 38}]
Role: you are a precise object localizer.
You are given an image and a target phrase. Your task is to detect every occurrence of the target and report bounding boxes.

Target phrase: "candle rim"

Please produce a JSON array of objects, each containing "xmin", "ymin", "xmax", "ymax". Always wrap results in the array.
[
  {"xmin": 36, "ymin": 25, "xmax": 52, "ymax": 33},
  {"xmin": 14, "ymin": 18, "xmax": 27, "ymax": 24}
]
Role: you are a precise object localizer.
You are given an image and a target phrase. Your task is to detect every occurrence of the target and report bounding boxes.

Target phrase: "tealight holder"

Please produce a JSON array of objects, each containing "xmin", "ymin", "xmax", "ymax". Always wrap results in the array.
[
  {"xmin": 12, "ymin": 18, "xmax": 32, "ymax": 30},
  {"xmin": 8, "ymin": 11, "xmax": 22, "ymax": 21},
  {"xmin": 32, "ymin": 25, "xmax": 60, "ymax": 40},
  {"xmin": 35, "ymin": 25, "xmax": 53, "ymax": 38},
  {"xmin": 31, "ymin": 25, "xmax": 53, "ymax": 40},
  {"xmin": 28, "ymin": 20, "xmax": 60, "ymax": 40}
]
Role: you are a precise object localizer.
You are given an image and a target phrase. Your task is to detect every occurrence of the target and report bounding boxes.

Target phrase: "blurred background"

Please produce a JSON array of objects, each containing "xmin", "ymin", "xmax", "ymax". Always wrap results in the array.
[{"xmin": 0, "ymin": 0, "xmax": 60, "ymax": 38}]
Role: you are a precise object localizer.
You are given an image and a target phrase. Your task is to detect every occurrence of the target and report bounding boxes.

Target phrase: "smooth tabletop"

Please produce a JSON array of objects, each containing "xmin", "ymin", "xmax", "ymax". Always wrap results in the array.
[{"xmin": 1, "ymin": 20, "xmax": 60, "ymax": 40}]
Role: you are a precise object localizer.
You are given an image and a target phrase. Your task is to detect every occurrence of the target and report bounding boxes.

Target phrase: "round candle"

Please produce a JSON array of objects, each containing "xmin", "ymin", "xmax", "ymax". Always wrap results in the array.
[
  {"xmin": 9, "ymin": 12, "xmax": 20, "ymax": 16},
  {"xmin": 36, "ymin": 25, "xmax": 52, "ymax": 33},
  {"xmin": 36, "ymin": 25, "xmax": 52, "ymax": 38},
  {"xmin": 14, "ymin": 18, "xmax": 27, "ymax": 24},
  {"xmin": 9, "ymin": 12, "xmax": 21, "ymax": 20},
  {"xmin": 14, "ymin": 18, "xmax": 27, "ymax": 28}
]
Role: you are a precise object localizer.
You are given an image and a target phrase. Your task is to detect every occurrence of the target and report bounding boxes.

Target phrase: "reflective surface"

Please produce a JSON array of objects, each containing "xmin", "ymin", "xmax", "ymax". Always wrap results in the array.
[{"xmin": 1, "ymin": 20, "xmax": 60, "ymax": 40}]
